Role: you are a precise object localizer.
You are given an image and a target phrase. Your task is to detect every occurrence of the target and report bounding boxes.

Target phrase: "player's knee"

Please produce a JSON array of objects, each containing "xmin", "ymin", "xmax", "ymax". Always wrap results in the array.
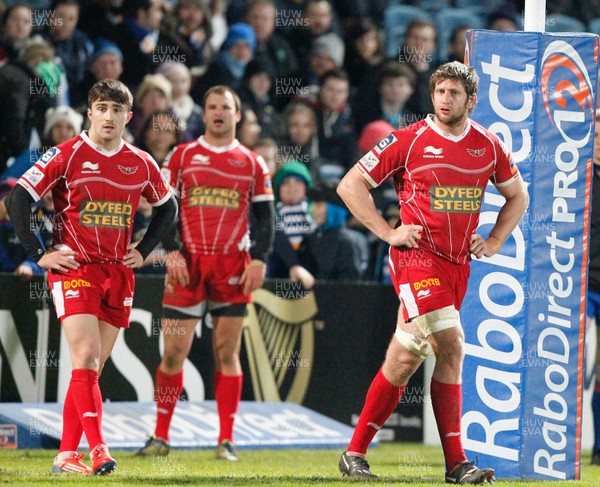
[{"xmin": 214, "ymin": 342, "xmax": 237, "ymax": 367}]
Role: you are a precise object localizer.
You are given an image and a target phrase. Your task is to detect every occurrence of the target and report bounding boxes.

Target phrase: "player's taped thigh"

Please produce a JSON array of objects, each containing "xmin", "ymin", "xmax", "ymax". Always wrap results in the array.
[{"xmin": 393, "ymin": 306, "xmax": 461, "ymax": 358}]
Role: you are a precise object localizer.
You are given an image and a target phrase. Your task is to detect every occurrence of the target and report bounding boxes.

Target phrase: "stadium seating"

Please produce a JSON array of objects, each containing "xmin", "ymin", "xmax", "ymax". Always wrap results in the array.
[
  {"xmin": 383, "ymin": 4, "xmax": 432, "ymax": 58},
  {"xmin": 545, "ymin": 13, "xmax": 586, "ymax": 32},
  {"xmin": 588, "ymin": 17, "xmax": 600, "ymax": 36}
]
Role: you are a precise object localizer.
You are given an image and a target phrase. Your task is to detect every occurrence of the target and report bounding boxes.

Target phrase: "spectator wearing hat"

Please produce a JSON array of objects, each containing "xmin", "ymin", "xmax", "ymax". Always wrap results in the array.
[
  {"xmin": 245, "ymin": 0, "xmax": 300, "ymax": 81},
  {"xmin": 304, "ymin": 32, "xmax": 344, "ymax": 88},
  {"xmin": 239, "ymin": 58, "xmax": 280, "ymax": 137},
  {"xmin": 40, "ymin": 0, "xmax": 94, "ymax": 92},
  {"xmin": 111, "ymin": 0, "xmax": 193, "ymax": 91},
  {"xmin": 0, "ymin": 178, "xmax": 45, "ymax": 279},
  {"xmin": 299, "ymin": 179, "xmax": 366, "ymax": 281},
  {"xmin": 191, "ymin": 22, "xmax": 257, "ymax": 102},
  {"xmin": 156, "ymin": 61, "xmax": 204, "ymax": 140},
  {"xmin": 268, "ymin": 160, "xmax": 316, "ymax": 289},
  {"xmin": 130, "ymin": 73, "xmax": 173, "ymax": 140},
  {"xmin": 0, "ymin": 36, "xmax": 59, "ymax": 173},
  {"xmin": 2, "ymin": 105, "xmax": 83, "ymax": 181},
  {"xmin": 71, "ymin": 38, "xmax": 123, "ymax": 112},
  {"xmin": 286, "ymin": 0, "xmax": 342, "ymax": 69}
]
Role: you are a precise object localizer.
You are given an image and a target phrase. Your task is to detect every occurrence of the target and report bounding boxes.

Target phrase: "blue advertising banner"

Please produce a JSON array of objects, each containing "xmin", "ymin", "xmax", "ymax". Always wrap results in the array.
[{"xmin": 463, "ymin": 30, "xmax": 598, "ymax": 480}]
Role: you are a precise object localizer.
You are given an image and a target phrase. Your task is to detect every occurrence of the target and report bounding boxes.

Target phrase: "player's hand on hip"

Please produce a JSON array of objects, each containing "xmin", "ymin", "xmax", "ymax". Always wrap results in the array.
[
  {"xmin": 166, "ymin": 250, "xmax": 190, "ymax": 287},
  {"xmin": 240, "ymin": 259, "xmax": 266, "ymax": 296},
  {"xmin": 123, "ymin": 244, "xmax": 144, "ymax": 268},
  {"xmin": 385, "ymin": 223, "xmax": 423, "ymax": 248},
  {"xmin": 470, "ymin": 234, "xmax": 502, "ymax": 259},
  {"xmin": 38, "ymin": 248, "xmax": 80, "ymax": 272}
]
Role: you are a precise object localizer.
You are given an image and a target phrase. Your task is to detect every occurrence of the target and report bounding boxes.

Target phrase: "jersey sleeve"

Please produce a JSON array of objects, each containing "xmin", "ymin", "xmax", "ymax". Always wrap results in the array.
[
  {"xmin": 159, "ymin": 146, "xmax": 183, "ymax": 196},
  {"xmin": 354, "ymin": 130, "xmax": 406, "ymax": 187},
  {"xmin": 252, "ymin": 154, "xmax": 275, "ymax": 203},
  {"xmin": 142, "ymin": 154, "xmax": 174, "ymax": 206},
  {"xmin": 491, "ymin": 136, "xmax": 520, "ymax": 187},
  {"xmin": 17, "ymin": 146, "xmax": 65, "ymax": 201}
]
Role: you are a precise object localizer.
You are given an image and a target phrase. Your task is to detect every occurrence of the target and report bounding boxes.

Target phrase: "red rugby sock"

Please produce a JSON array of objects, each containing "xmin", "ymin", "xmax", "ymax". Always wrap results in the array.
[
  {"xmin": 59, "ymin": 384, "xmax": 84, "ymax": 452},
  {"xmin": 154, "ymin": 369, "xmax": 183, "ymax": 442},
  {"xmin": 215, "ymin": 371, "xmax": 243, "ymax": 443},
  {"xmin": 348, "ymin": 368, "xmax": 404, "ymax": 456},
  {"xmin": 431, "ymin": 378, "xmax": 467, "ymax": 471},
  {"xmin": 70, "ymin": 368, "xmax": 104, "ymax": 450}
]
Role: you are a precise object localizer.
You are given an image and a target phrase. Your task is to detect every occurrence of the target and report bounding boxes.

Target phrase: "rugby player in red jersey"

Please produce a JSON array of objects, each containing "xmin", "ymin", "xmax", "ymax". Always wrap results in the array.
[
  {"xmin": 6, "ymin": 79, "xmax": 177, "ymax": 475},
  {"xmin": 336, "ymin": 62, "xmax": 529, "ymax": 484},
  {"xmin": 137, "ymin": 85, "xmax": 274, "ymax": 461}
]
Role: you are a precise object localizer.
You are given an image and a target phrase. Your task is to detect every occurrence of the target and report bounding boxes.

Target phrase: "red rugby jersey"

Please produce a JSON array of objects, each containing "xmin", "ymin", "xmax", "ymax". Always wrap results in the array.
[
  {"xmin": 356, "ymin": 115, "xmax": 520, "ymax": 264},
  {"xmin": 161, "ymin": 136, "xmax": 274, "ymax": 255},
  {"xmin": 18, "ymin": 132, "xmax": 172, "ymax": 263}
]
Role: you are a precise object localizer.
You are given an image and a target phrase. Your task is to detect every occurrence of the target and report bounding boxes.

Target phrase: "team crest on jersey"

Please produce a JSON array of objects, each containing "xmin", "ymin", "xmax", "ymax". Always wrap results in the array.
[
  {"xmin": 228, "ymin": 158, "xmax": 247, "ymax": 168},
  {"xmin": 373, "ymin": 134, "xmax": 397, "ymax": 154},
  {"xmin": 24, "ymin": 166, "xmax": 45, "ymax": 186},
  {"xmin": 38, "ymin": 147, "xmax": 60, "ymax": 166},
  {"xmin": 359, "ymin": 152, "xmax": 380, "ymax": 171},
  {"xmin": 467, "ymin": 148, "xmax": 486, "ymax": 157},
  {"xmin": 118, "ymin": 164, "xmax": 138, "ymax": 175}
]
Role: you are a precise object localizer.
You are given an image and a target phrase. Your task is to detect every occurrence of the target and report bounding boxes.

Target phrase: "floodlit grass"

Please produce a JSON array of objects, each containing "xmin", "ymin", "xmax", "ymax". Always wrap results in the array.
[{"xmin": 1, "ymin": 444, "xmax": 600, "ymax": 486}]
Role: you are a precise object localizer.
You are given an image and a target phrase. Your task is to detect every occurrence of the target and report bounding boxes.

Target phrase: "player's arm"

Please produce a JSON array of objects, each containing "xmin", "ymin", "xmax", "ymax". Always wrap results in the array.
[
  {"xmin": 240, "ymin": 200, "xmax": 275, "ymax": 295},
  {"xmin": 337, "ymin": 167, "xmax": 421, "ymax": 248},
  {"xmin": 124, "ymin": 195, "xmax": 178, "ymax": 268},
  {"xmin": 470, "ymin": 176, "xmax": 529, "ymax": 259},
  {"xmin": 5, "ymin": 185, "xmax": 79, "ymax": 272}
]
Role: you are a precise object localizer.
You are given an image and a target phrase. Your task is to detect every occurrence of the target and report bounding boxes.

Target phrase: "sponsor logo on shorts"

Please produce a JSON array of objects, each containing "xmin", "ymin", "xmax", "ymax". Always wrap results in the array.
[
  {"xmin": 430, "ymin": 186, "xmax": 483, "ymax": 213},
  {"xmin": 413, "ymin": 277, "xmax": 440, "ymax": 291},
  {"xmin": 228, "ymin": 276, "xmax": 240, "ymax": 285},
  {"xmin": 63, "ymin": 279, "xmax": 91, "ymax": 290},
  {"xmin": 187, "ymin": 186, "xmax": 241, "ymax": 209},
  {"xmin": 416, "ymin": 289, "xmax": 431, "ymax": 299},
  {"xmin": 373, "ymin": 134, "xmax": 397, "ymax": 154},
  {"xmin": 64, "ymin": 289, "xmax": 80, "ymax": 299},
  {"xmin": 123, "ymin": 297, "xmax": 133, "ymax": 307},
  {"xmin": 80, "ymin": 200, "xmax": 133, "ymax": 229}
]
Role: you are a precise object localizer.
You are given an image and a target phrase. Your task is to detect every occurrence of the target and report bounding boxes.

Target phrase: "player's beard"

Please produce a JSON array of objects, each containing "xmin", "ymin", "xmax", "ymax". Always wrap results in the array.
[{"xmin": 435, "ymin": 104, "xmax": 468, "ymax": 129}]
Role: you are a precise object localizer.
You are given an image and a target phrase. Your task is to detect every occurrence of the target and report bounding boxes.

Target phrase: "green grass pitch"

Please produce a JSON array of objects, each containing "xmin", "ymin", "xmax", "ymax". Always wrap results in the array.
[{"xmin": 2, "ymin": 444, "xmax": 600, "ymax": 486}]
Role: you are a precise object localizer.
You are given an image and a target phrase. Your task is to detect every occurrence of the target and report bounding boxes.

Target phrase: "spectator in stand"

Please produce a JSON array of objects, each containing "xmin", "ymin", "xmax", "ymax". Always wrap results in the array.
[
  {"xmin": 0, "ymin": 3, "xmax": 33, "ymax": 62},
  {"xmin": 130, "ymin": 73, "xmax": 173, "ymax": 140},
  {"xmin": 239, "ymin": 58, "xmax": 280, "ymax": 137},
  {"xmin": 268, "ymin": 160, "xmax": 316, "ymax": 289},
  {"xmin": 400, "ymin": 20, "xmax": 439, "ymax": 118},
  {"xmin": 71, "ymin": 38, "xmax": 123, "ymax": 112},
  {"xmin": 78, "ymin": 0, "xmax": 123, "ymax": 41},
  {"xmin": 156, "ymin": 61, "xmax": 204, "ymax": 140},
  {"xmin": 300, "ymin": 179, "xmax": 365, "ymax": 281},
  {"xmin": 245, "ymin": 0, "xmax": 299, "ymax": 80},
  {"xmin": 0, "ymin": 178, "xmax": 45, "ymax": 279},
  {"xmin": 169, "ymin": 0, "xmax": 215, "ymax": 77},
  {"xmin": 355, "ymin": 61, "xmax": 417, "ymax": 133},
  {"xmin": 445, "ymin": 25, "xmax": 470, "ymax": 64},
  {"xmin": 191, "ymin": 22, "xmax": 256, "ymax": 101},
  {"xmin": 486, "ymin": 11, "xmax": 519, "ymax": 31},
  {"xmin": 111, "ymin": 0, "xmax": 193, "ymax": 91},
  {"xmin": 314, "ymin": 69, "xmax": 357, "ymax": 175},
  {"xmin": 2, "ymin": 105, "xmax": 83, "ymax": 181},
  {"xmin": 135, "ymin": 109, "xmax": 183, "ymax": 167},
  {"xmin": 343, "ymin": 18, "xmax": 385, "ymax": 93},
  {"xmin": 41, "ymin": 0, "xmax": 93, "ymax": 92},
  {"xmin": 0, "ymin": 37, "xmax": 59, "ymax": 173},
  {"xmin": 253, "ymin": 137, "xmax": 278, "ymax": 176},
  {"xmin": 303, "ymin": 32, "xmax": 344, "ymax": 94},
  {"xmin": 279, "ymin": 101, "xmax": 335, "ymax": 183},
  {"xmin": 237, "ymin": 104, "xmax": 263, "ymax": 148},
  {"xmin": 287, "ymin": 0, "xmax": 340, "ymax": 69}
]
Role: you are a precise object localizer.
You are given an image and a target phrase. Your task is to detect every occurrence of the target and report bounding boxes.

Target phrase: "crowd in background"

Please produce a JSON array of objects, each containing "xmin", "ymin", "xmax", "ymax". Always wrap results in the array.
[{"xmin": 0, "ymin": 0, "xmax": 592, "ymax": 287}]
